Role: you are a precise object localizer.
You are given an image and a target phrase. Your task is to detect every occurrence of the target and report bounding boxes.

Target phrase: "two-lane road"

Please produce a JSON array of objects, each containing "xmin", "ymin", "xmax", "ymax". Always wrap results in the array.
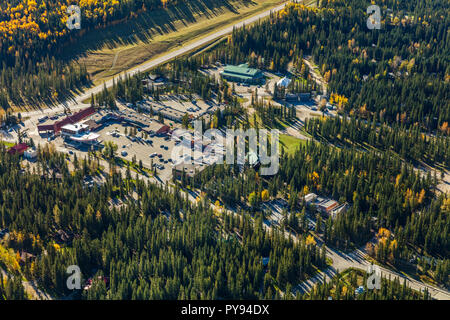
[
  {"xmin": 295, "ymin": 242, "xmax": 450, "ymax": 300},
  {"xmin": 17, "ymin": 1, "xmax": 292, "ymax": 119}
]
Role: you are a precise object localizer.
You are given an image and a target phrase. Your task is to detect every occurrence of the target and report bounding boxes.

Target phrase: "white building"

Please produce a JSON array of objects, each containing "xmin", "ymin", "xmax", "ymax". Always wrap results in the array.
[
  {"xmin": 61, "ymin": 123, "xmax": 89, "ymax": 138},
  {"xmin": 24, "ymin": 148, "xmax": 37, "ymax": 160},
  {"xmin": 277, "ymin": 77, "xmax": 292, "ymax": 88},
  {"xmin": 61, "ymin": 123, "xmax": 100, "ymax": 147},
  {"xmin": 304, "ymin": 193, "xmax": 317, "ymax": 204}
]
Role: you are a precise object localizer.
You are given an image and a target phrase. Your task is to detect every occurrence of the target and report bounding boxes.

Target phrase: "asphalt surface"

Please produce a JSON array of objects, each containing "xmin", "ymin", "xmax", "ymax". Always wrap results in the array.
[
  {"xmin": 8, "ymin": 0, "xmax": 449, "ymax": 300},
  {"xmin": 16, "ymin": 1, "xmax": 291, "ymax": 119},
  {"xmin": 294, "ymin": 239, "xmax": 450, "ymax": 300}
]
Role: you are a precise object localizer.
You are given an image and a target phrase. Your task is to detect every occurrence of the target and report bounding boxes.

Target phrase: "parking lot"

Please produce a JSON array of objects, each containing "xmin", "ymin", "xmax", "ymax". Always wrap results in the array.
[
  {"xmin": 17, "ymin": 104, "xmax": 186, "ymax": 183},
  {"xmin": 137, "ymin": 95, "xmax": 222, "ymax": 122},
  {"xmin": 97, "ymin": 123, "xmax": 177, "ymax": 182}
]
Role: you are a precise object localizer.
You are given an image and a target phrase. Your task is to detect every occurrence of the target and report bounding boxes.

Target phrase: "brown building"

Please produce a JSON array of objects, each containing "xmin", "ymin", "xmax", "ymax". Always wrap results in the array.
[
  {"xmin": 316, "ymin": 199, "xmax": 339, "ymax": 214},
  {"xmin": 172, "ymin": 163, "xmax": 207, "ymax": 181}
]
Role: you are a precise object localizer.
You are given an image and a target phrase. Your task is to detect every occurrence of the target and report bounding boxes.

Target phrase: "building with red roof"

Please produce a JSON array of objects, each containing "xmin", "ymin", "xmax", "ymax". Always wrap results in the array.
[
  {"xmin": 156, "ymin": 125, "xmax": 171, "ymax": 135},
  {"xmin": 7, "ymin": 143, "xmax": 29, "ymax": 155},
  {"xmin": 37, "ymin": 106, "xmax": 96, "ymax": 134}
]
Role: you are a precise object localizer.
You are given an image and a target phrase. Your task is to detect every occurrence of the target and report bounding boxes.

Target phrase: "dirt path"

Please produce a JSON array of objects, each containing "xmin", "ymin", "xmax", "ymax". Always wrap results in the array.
[
  {"xmin": 435, "ymin": 169, "xmax": 450, "ymax": 194},
  {"xmin": 1, "ymin": 268, "xmax": 52, "ymax": 300},
  {"xmin": 281, "ymin": 119, "xmax": 310, "ymax": 140},
  {"xmin": 303, "ymin": 57, "xmax": 327, "ymax": 96}
]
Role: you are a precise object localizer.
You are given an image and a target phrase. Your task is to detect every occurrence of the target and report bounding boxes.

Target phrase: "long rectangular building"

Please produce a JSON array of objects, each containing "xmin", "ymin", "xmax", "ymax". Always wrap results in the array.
[
  {"xmin": 221, "ymin": 64, "xmax": 264, "ymax": 84},
  {"xmin": 37, "ymin": 106, "xmax": 96, "ymax": 134}
]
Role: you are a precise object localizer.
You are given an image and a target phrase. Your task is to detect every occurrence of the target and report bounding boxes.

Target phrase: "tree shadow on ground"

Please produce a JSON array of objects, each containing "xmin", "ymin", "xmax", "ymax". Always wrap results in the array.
[{"xmin": 57, "ymin": 0, "xmax": 256, "ymax": 62}]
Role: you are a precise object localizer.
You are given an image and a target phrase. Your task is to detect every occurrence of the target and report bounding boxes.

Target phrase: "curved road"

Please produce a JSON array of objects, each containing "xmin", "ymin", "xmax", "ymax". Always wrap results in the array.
[
  {"xmin": 13, "ymin": 0, "xmax": 449, "ymax": 300},
  {"xmin": 295, "ymin": 242, "xmax": 450, "ymax": 300},
  {"xmin": 198, "ymin": 198, "xmax": 450, "ymax": 300}
]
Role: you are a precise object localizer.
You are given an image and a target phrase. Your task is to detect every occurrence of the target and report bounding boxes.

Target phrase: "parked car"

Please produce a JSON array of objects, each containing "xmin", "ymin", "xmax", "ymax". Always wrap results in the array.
[{"xmin": 121, "ymin": 151, "xmax": 128, "ymax": 156}]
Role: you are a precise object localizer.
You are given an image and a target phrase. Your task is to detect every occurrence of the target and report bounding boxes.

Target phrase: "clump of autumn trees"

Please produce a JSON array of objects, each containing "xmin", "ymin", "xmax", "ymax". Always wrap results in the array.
[
  {"xmin": 0, "ymin": 142, "xmax": 328, "ymax": 299},
  {"xmin": 366, "ymin": 228, "xmax": 399, "ymax": 264},
  {"xmin": 0, "ymin": 0, "xmax": 204, "ymax": 107}
]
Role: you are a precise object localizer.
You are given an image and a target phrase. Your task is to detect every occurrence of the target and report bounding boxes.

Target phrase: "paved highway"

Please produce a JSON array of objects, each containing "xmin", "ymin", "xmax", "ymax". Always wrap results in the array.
[
  {"xmin": 295, "ymin": 239, "xmax": 450, "ymax": 300},
  {"xmin": 11, "ymin": 0, "xmax": 449, "ymax": 300},
  {"xmin": 17, "ymin": 1, "xmax": 291, "ymax": 119},
  {"xmin": 194, "ymin": 196, "xmax": 450, "ymax": 300}
]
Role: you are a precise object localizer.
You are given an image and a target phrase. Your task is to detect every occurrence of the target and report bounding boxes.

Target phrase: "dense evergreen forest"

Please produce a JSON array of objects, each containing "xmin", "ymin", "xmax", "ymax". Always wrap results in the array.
[
  {"xmin": 0, "ymin": 145, "xmax": 327, "ymax": 299},
  {"xmin": 0, "ymin": 0, "xmax": 232, "ymax": 108},
  {"xmin": 102, "ymin": 0, "xmax": 449, "ymax": 132},
  {"xmin": 302, "ymin": 268, "xmax": 430, "ymax": 300},
  {"xmin": 305, "ymin": 116, "xmax": 450, "ymax": 168},
  {"xmin": 200, "ymin": 0, "xmax": 449, "ymax": 131}
]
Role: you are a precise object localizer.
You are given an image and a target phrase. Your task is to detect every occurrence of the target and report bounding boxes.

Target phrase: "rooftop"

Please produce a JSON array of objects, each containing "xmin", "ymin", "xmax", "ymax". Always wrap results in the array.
[
  {"xmin": 7, "ymin": 143, "xmax": 28, "ymax": 155},
  {"xmin": 173, "ymin": 162, "xmax": 207, "ymax": 177},
  {"xmin": 70, "ymin": 132, "xmax": 100, "ymax": 142},
  {"xmin": 222, "ymin": 64, "xmax": 263, "ymax": 80},
  {"xmin": 318, "ymin": 199, "xmax": 339, "ymax": 209},
  {"xmin": 61, "ymin": 123, "xmax": 89, "ymax": 132}
]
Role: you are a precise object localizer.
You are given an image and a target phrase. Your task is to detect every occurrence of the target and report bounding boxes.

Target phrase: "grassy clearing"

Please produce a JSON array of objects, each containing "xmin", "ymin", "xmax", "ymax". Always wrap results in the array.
[
  {"xmin": 280, "ymin": 134, "xmax": 306, "ymax": 155},
  {"xmin": 67, "ymin": 0, "xmax": 287, "ymax": 85},
  {"xmin": 116, "ymin": 157, "xmax": 154, "ymax": 177},
  {"xmin": 0, "ymin": 141, "xmax": 15, "ymax": 148}
]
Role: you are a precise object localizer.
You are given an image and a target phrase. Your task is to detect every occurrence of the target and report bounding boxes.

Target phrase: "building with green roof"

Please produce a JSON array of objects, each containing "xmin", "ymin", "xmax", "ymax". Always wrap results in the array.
[{"xmin": 220, "ymin": 64, "xmax": 264, "ymax": 84}]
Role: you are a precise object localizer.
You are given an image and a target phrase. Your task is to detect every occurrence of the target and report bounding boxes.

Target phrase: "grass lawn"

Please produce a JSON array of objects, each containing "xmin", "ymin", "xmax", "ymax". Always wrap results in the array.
[
  {"xmin": 279, "ymin": 134, "xmax": 306, "ymax": 155},
  {"xmin": 115, "ymin": 157, "xmax": 153, "ymax": 177},
  {"xmin": 0, "ymin": 141, "xmax": 15, "ymax": 148},
  {"xmin": 237, "ymin": 96, "xmax": 250, "ymax": 105}
]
